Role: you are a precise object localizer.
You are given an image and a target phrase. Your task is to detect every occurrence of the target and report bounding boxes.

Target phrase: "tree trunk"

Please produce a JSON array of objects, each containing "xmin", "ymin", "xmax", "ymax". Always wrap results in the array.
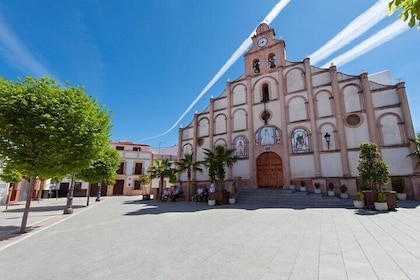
[
  {"xmin": 5, "ymin": 184, "xmax": 12, "ymax": 210},
  {"xmin": 20, "ymin": 177, "xmax": 37, "ymax": 233},
  {"xmin": 187, "ymin": 177, "xmax": 191, "ymax": 202},
  {"xmin": 86, "ymin": 183, "xmax": 90, "ymax": 206},
  {"xmin": 217, "ymin": 180, "xmax": 225, "ymax": 193},
  {"xmin": 96, "ymin": 181, "xmax": 102, "ymax": 202},
  {"xmin": 63, "ymin": 172, "xmax": 75, "ymax": 214},
  {"xmin": 36, "ymin": 180, "xmax": 46, "ymax": 202},
  {"xmin": 159, "ymin": 178, "xmax": 164, "ymax": 201}
]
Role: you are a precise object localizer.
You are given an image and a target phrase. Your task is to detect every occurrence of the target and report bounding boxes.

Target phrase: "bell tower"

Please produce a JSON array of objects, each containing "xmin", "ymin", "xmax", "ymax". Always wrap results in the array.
[{"xmin": 244, "ymin": 23, "xmax": 286, "ymax": 76}]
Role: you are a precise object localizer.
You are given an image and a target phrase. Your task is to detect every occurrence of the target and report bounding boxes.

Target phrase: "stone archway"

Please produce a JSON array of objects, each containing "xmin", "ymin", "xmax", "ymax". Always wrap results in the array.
[{"xmin": 256, "ymin": 152, "xmax": 283, "ymax": 188}]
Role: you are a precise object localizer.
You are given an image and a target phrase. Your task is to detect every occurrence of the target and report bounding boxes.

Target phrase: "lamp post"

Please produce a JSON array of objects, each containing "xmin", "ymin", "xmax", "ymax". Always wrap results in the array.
[{"xmin": 324, "ymin": 133, "xmax": 331, "ymax": 150}]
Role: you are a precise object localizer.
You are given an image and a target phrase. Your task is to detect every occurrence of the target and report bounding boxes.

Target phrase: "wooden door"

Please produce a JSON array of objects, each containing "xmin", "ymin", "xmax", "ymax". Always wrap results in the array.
[
  {"xmin": 113, "ymin": 180, "xmax": 124, "ymax": 195},
  {"xmin": 58, "ymin": 182, "xmax": 69, "ymax": 197},
  {"xmin": 256, "ymin": 152, "xmax": 283, "ymax": 188},
  {"xmin": 89, "ymin": 183, "xmax": 107, "ymax": 197}
]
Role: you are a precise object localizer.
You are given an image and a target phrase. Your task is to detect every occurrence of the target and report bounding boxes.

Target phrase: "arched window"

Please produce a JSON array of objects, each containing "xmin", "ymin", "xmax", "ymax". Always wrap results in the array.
[
  {"xmin": 269, "ymin": 54, "xmax": 276, "ymax": 69},
  {"xmin": 253, "ymin": 59, "xmax": 260, "ymax": 74},
  {"xmin": 262, "ymin": 83, "xmax": 269, "ymax": 102}
]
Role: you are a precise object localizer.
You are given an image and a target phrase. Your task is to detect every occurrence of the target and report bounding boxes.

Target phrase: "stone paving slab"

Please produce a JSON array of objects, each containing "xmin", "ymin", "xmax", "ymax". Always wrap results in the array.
[
  {"xmin": 0, "ymin": 197, "xmax": 419, "ymax": 280},
  {"xmin": 0, "ymin": 197, "xmax": 93, "ymax": 248}
]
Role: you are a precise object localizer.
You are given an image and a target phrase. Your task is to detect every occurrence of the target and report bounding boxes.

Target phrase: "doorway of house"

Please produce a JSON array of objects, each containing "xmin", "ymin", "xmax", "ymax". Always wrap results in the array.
[
  {"xmin": 113, "ymin": 180, "xmax": 124, "ymax": 195},
  {"xmin": 256, "ymin": 152, "xmax": 283, "ymax": 188}
]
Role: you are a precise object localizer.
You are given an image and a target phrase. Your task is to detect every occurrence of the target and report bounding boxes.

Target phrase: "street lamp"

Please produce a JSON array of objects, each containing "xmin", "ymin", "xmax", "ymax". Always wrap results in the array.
[{"xmin": 324, "ymin": 133, "xmax": 331, "ymax": 150}]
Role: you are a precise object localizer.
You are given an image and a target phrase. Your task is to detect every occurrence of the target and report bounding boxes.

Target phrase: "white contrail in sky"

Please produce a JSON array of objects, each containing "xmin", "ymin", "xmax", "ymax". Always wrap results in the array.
[
  {"xmin": 0, "ymin": 9, "xmax": 55, "ymax": 79},
  {"xmin": 140, "ymin": 0, "xmax": 292, "ymax": 142},
  {"xmin": 321, "ymin": 20, "xmax": 409, "ymax": 68},
  {"xmin": 309, "ymin": 0, "xmax": 389, "ymax": 65}
]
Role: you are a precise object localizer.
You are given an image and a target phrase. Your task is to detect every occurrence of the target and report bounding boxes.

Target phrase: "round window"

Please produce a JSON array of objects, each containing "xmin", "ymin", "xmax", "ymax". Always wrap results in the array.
[
  {"xmin": 346, "ymin": 114, "xmax": 361, "ymax": 126},
  {"xmin": 261, "ymin": 111, "xmax": 271, "ymax": 121}
]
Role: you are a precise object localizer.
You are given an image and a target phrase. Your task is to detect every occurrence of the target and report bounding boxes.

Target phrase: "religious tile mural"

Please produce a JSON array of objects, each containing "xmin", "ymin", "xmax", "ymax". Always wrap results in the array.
[
  {"xmin": 255, "ymin": 126, "xmax": 281, "ymax": 146},
  {"xmin": 233, "ymin": 136, "xmax": 248, "ymax": 159},
  {"xmin": 292, "ymin": 128, "xmax": 309, "ymax": 153}
]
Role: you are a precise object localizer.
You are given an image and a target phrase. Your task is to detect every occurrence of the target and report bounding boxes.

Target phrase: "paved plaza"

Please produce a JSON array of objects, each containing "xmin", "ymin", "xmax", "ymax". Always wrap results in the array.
[{"xmin": 1, "ymin": 196, "xmax": 420, "ymax": 280}]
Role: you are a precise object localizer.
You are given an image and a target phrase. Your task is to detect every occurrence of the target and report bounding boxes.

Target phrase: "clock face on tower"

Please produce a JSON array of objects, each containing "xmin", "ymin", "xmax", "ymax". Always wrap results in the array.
[{"xmin": 257, "ymin": 37, "xmax": 268, "ymax": 47}]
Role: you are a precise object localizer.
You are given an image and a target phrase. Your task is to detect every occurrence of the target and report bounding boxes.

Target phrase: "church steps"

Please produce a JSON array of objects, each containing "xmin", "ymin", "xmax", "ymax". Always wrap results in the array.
[{"xmin": 236, "ymin": 189, "xmax": 352, "ymax": 208}]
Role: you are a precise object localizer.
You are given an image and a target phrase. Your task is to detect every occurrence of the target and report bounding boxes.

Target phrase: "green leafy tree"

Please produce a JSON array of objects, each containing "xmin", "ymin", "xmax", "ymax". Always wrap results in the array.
[
  {"xmin": 148, "ymin": 158, "xmax": 174, "ymax": 201},
  {"xmin": 77, "ymin": 146, "xmax": 120, "ymax": 201},
  {"xmin": 357, "ymin": 143, "xmax": 390, "ymax": 192},
  {"xmin": 0, "ymin": 162, "xmax": 23, "ymax": 184},
  {"xmin": 138, "ymin": 174, "xmax": 150, "ymax": 194},
  {"xmin": 102, "ymin": 177, "xmax": 116, "ymax": 187},
  {"xmin": 0, "ymin": 77, "xmax": 111, "ymax": 233},
  {"xmin": 203, "ymin": 145, "xmax": 238, "ymax": 192},
  {"xmin": 175, "ymin": 153, "xmax": 202, "ymax": 201},
  {"xmin": 407, "ymin": 133, "xmax": 420, "ymax": 159},
  {"xmin": 389, "ymin": 0, "xmax": 420, "ymax": 28},
  {"xmin": 0, "ymin": 162, "xmax": 23, "ymax": 208}
]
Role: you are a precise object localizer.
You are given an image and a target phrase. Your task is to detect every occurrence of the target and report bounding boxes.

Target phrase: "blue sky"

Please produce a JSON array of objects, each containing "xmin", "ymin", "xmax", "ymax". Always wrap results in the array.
[{"xmin": 0, "ymin": 0, "xmax": 419, "ymax": 149}]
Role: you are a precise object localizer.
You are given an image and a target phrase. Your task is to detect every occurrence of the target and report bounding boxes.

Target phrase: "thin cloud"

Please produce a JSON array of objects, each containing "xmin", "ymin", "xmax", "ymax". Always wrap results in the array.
[
  {"xmin": 309, "ymin": 0, "xmax": 389, "ymax": 65},
  {"xmin": 0, "ymin": 9, "xmax": 55, "ymax": 79},
  {"xmin": 71, "ymin": 8, "xmax": 105, "ymax": 92},
  {"xmin": 140, "ymin": 0, "xmax": 292, "ymax": 142},
  {"xmin": 321, "ymin": 20, "xmax": 409, "ymax": 69}
]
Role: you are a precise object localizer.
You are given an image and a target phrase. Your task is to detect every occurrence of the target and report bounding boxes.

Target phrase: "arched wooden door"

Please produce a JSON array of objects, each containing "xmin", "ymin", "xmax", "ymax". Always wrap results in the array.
[{"xmin": 256, "ymin": 152, "xmax": 283, "ymax": 188}]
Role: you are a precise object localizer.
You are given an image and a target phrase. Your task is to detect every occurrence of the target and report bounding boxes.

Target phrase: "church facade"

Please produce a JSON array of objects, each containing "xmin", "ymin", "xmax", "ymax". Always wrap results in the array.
[{"xmin": 177, "ymin": 23, "xmax": 419, "ymax": 198}]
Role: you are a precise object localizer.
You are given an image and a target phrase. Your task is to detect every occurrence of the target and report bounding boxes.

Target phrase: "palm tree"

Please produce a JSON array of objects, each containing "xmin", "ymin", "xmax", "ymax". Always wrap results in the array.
[
  {"xmin": 148, "ymin": 158, "xmax": 175, "ymax": 201},
  {"xmin": 175, "ymin": 153, "xmax": 202, "ymax": 201},
  {"xmin": 203, "ymin": 145, "xmax": 238, "ymax": 192}
]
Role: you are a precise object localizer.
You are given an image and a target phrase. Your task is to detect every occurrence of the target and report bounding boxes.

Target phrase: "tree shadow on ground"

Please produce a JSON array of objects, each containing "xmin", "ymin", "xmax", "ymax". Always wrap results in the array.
[
  {"xmin": 0, "ymin": 225, "xmax": 43, "ymax": 242},
  {"xmin": 395, "ymin": 200, "xmax": 420, "ymax": 209},
  {"xmin": 3, "ymin": 205, "xmax": 86, "ymax": 213},
  {"xmin": 0, "ymin": 225, "xmax": 20, "ymax": 241},
  {"xmin": 123, "ymin": 199, "xmax": 358, "ymax": 216}
]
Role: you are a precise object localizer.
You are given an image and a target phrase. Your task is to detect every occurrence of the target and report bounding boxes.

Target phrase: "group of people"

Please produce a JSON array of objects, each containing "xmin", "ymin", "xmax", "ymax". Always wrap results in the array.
[
  {"xmin": 193, "ymin": 182, "xmax": 216, "ymax": 202},
  {"xmin": 162, "ymin": 186, "xmax": 181, "ymax": 202},
  {"xmin": 161, "ymin": 183, "xmax": 217, "ymax": 202}
]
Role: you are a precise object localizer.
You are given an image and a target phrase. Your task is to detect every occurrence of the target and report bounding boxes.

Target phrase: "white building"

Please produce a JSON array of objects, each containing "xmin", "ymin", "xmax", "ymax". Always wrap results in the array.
[
  {"xmin": 46, "ymin": 141, "xmax": 154, "ymax": 199},
  {"xmin": 178, "ymin": 23, "xmax": 420, "ymax": 199},
  {"xmin": 149, "ymin": 145, "xmax": 178, "ymax": 193},
  {"xmin": 109, "ymin": 141, "xmax": 152, "ymax": 196}
]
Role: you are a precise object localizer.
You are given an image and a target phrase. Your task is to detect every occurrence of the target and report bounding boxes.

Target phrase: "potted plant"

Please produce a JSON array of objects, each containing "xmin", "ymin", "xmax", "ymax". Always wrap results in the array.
[
  {"xmin": 138, "ymin": 175, "xmax": 151, "ymax": 200},
  {"xmin": 289, "ymin": 180, "xmax": 296, "ymax": 190},
  {"xmin": 314, "ymin": 182, "xmax": 321, "ymax": 194},
  {"xmin": 300, "ymin": 180, "xmax": 306, "ymax": 192},
  {"xmin": 392, "ymin": 177, "xmax": 406, "ymax": 200},
  {"xmin": 353, "ymin": 192, "xmax": 364, "ymax": 208},
  {"xmin": 340, "ymin": 184, "xmax": 348, "ymax": 199},
  {"xmin": 203, "ymin": 145, "xmax": 238, "ymax": 205},
  {"xmin": 327, "ymin": 182, "xmax": 335, "ymax": 196},
  {"xmin": 374, "ymin": 192, "xmax": 388, "ymax": 211},
  {"xmin": 357, "ymin": 142, "xmax": 390, "ymax": 209},
  {"xmin": 228, "ymin": 191, "xmax": 236, "ymax": 204},
  {"xmin": 208, "ymin": 192, "xmax": 216, "ymax": 206}
]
